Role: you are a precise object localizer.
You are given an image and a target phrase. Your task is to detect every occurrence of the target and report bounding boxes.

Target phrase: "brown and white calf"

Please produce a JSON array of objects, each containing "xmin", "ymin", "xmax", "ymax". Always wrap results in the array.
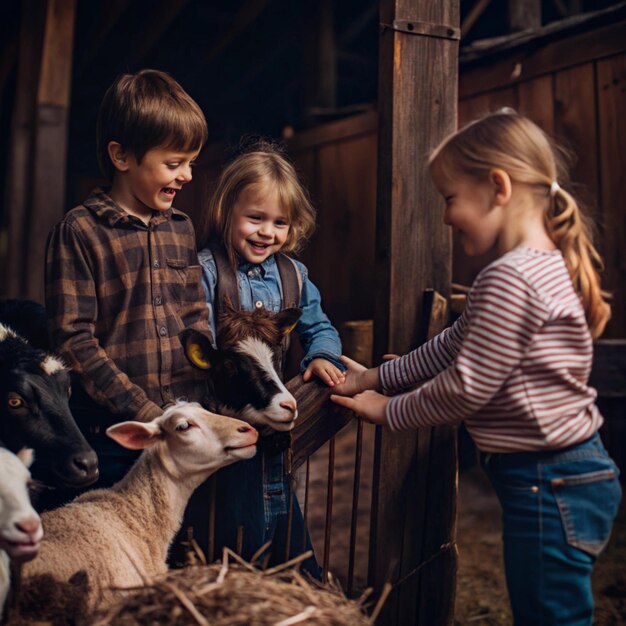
[{"xmin": 180, "ymin": 306, "xmax": 302, "ymax": 432}]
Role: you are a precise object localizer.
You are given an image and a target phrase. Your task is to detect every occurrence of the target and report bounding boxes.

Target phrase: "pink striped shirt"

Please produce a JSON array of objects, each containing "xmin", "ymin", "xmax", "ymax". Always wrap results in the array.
[{"xmin": 380, "ymin": 247, "xmax": 602, "ymax": 452}]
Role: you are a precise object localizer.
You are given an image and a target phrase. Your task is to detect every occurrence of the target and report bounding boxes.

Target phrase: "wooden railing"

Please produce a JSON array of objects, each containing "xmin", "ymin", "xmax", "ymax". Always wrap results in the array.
[{"xmin": 200, "ymin": 290, "xmax": 458, "ymax": 625}]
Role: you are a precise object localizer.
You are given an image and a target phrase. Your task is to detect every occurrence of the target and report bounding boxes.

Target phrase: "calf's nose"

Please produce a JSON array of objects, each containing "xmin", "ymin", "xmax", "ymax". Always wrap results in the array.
[
  {"xmin": 237, "ymin": 425, "xmax": 253, "ymax": 433},
  {"xmin": 279, "ymin": 398, "xmax": 297, "ymax": 415}
]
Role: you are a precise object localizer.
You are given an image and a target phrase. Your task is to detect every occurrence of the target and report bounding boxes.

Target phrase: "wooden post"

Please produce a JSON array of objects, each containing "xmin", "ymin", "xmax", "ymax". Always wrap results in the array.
[
  {"xmin": 3, "ymin": 0, "xmax": 46, "ymax": 297},
  {"xmin": 23, "ymin": 0, "xmax": 76, "ymax": 302},
  {"xmin": 3, "ymin": 0, "xmax": 75, "ymax": 301},
  {"xmin": 371, "ymin": 1, "xmax": 459, "ymax": 625}
]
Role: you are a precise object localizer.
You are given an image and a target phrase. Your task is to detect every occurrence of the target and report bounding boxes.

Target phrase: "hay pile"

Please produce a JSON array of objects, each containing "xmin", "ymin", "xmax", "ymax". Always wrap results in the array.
[{"xmin": 89, "ymin": 549, "xmax": 375, "ymax": 626}]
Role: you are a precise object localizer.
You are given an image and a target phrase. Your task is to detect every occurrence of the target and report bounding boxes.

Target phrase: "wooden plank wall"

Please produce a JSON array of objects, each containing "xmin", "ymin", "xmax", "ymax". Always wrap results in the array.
[
  {"xmin": 3, "ymin": 0, "xmax": 76, "ymax": 302},
  {"xmin": 457, "ymin": 20, "xmax": 626, "ymax": 339}
]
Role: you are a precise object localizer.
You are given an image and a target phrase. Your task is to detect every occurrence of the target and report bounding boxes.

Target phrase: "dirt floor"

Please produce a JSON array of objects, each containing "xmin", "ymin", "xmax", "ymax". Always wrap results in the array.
[{"xmin": 454, "ymin": 466, "xmax": 626, "ymax": 626}]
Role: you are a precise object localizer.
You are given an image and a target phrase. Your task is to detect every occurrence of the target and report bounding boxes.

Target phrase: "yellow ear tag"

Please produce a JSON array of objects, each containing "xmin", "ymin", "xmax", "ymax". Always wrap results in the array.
[
  {"xmin": 283, "ymin": 321, "xmax": 298, "ymax": 336},
  {"xmin": 188, "ymin": 343, "xmax": 211, "ymax": 369}
]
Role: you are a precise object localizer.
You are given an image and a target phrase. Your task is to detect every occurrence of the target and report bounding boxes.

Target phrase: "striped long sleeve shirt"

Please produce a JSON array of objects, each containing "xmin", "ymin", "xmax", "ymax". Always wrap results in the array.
[{"xmin": 380, "ymin": 247, "xmax": 602, "ymax": 453}]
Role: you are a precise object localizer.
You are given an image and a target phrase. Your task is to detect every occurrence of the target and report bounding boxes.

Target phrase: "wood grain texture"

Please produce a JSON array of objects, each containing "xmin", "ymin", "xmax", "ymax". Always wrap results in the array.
[
  {"xmin": 372, "ymin": 2, "xmax": 458, "ymax": 623},
  {"xmin": 596, "ymin": 53, "xmax": 626, "ymax": 338}
]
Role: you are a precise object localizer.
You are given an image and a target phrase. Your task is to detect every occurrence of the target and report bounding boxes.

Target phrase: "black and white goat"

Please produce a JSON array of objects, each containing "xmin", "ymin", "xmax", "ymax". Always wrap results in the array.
[
  {"xmin": 180, "ymin": 306, "xmax": 301, "ymax": 432},
  {"xmin": 0, "ymin": 322, "xmax": 98, "ymax": 488}
]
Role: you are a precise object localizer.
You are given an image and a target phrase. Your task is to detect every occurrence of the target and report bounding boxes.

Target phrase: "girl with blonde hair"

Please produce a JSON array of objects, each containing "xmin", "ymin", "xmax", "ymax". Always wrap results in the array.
[
  {"xmin": 195, "ymin": 140, "xmax": 344, "ymax": 575},
  {"xmin": 332, "ymin": 110, "xmax": 621, "ymax": 625}
]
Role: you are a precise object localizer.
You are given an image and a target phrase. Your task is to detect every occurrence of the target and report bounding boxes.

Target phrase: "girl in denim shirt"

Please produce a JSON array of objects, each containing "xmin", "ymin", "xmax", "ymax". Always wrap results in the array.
[
  {"xmin": 193, "ymin": 142, "xmax": 344, "ymax": 573},
  {"xmin": 333, "ymin": 111, "xmax": 621, "ymax": 625}
]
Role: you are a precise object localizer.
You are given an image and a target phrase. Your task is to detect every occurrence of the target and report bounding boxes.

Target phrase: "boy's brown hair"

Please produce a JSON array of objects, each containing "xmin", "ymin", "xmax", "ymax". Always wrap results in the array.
[{"xmin": 96, "ymin": 69, "xmax": 208, "ymax": 180}]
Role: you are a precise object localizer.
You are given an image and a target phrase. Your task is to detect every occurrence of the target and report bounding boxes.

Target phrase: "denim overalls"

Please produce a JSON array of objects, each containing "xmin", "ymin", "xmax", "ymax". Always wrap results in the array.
[{"xmin": 193, "ymin": 246, "xmax": 343, "ymax": 575}]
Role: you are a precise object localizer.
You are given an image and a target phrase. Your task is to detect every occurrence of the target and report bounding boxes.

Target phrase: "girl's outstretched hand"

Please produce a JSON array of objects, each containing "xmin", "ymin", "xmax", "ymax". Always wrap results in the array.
[
  {"xmin": 303, "ymin": 358, "xmax": 346, "ymax": 387},
  {"xmin": 330, "ymin": 390, "xmax": 389, "ymax": 425},
  {"xmin": 332, "ymin": 355, "xmax": 381, "ymax": 396}
]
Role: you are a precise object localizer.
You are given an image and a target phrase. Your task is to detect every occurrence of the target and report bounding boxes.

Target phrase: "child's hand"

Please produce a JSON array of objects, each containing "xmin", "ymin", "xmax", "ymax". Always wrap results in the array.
[
  {"xmin": 330, "ymin": 390, "xmax": 389, "ymax": 425},
  {"xmin": 303, "ymin": 358, "xmax": 346, "ymax": 387},
  {"xmin": 332, "ymin": 355, "xmax": 381, "ymax": 396}
]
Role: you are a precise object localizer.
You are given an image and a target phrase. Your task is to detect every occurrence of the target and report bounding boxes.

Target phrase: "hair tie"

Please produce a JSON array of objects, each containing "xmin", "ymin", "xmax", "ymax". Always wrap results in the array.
[{"xmin": 549, "ymin": 181, "xmax": 561, "ymax": 198}]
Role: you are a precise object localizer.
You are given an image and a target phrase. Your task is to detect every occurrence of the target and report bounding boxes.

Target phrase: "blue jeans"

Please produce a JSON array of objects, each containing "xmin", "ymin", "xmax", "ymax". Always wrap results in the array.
[{"xmin": 481, "ymin": 433, "xmax": 621, "ymax": 626}]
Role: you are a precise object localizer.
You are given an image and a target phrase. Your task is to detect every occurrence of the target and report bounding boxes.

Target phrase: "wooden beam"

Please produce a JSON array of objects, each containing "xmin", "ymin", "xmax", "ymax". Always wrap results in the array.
[
  {"xmin": 203, "ymin": 0, "xmax": 270, "ymax": 65},
  {"xmin": 124, "ymin": 0, "xmax": 191, "ymax": 69},
  {"xmin": 3, "ymin": 0, "xmax": 46, "ymax": 298},
  {"xmin": 22, "ymin": 0, "xmax": 76, "ymax": 302},
  {"xmin": 461, "ymin": 0, "xmax": 492, "ymax": 39},
  {"xmin": 288, "ymin": 377, "xmax": 354, "ymax": 472},
  {"xmin": 76, "ymin": 0, "xmax": 131, "ymax": 78},
  {"xmin": 371, "ymin": 1, "xmax": 458, "ymax": 624},
  {"xmin": 508, "ymin": 0, "xmax": 541, "ymax": 32},
  {"xmin": 459, "ymin": 19, "xmax": 626, "ymax": 99}
]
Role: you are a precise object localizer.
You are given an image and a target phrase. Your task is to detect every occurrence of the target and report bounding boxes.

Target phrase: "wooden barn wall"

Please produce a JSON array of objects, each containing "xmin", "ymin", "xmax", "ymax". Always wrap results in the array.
[
  {"xmin": 179, "ymin": 20, "xmax": 626, "ymax": 349},
  {"xmin": 288, "ymin": 111, "xmax": 378, "ymax": 328},
  {"xmin": 176, "ymin": 110, "xmax": 379, "ymax": 370}
]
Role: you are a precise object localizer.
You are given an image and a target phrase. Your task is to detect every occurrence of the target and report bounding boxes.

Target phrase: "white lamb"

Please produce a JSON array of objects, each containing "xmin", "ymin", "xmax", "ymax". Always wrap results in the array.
[
  {"xmin": 0, "ymin": 447, "xmax": 42, "ymax": 611},
  {"xmin": 23, "ymin": 402, "xmax": 258, "ymax": 608}
]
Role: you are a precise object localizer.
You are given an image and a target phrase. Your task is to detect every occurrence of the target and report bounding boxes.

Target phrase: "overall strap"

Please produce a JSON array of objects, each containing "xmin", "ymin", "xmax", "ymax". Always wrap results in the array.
[
  {"xmin": 275, "ymin": 253, "xmax": 301, "ymax": 308},
  {"xmin": 208, "ymin": 242, "xmax": 240, "ymax": 319},
  {"xmin": 273, "ymin": 253, "xmax": 302, "ymax": 383}
]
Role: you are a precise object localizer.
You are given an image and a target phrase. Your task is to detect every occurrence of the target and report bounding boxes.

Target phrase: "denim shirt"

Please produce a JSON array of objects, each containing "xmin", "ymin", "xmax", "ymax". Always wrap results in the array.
[{"xmin": 197, "ymin": 248, "xmax": 343, "ymax": 371}]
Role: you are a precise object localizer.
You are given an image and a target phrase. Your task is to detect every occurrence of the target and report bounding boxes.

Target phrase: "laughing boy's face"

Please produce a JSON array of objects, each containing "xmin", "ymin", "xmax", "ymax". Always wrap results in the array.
[{"xmin": 113, "ymin": 145, "xmax": 199, "ymax": 222}]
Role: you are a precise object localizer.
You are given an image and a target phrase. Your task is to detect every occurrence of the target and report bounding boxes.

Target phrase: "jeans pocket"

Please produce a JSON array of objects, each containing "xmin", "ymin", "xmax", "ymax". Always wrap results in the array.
[{"xmin": 552, "ymin": 467, "xmax": 622, "ymax": 557}]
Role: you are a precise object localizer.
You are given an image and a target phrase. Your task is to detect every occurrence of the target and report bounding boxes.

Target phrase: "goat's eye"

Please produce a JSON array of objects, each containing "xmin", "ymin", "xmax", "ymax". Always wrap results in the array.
[
  {"xmin": 175, "ymin": 420, "xmax": 190, "ymax": 432},
  {"xmin": 8, "ymin": 396, "xmax": 25, "ymax": 409}
]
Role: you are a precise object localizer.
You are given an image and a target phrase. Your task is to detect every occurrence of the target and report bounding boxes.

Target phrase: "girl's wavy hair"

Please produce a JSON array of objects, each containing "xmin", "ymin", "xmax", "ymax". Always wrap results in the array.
[
  {"xmin": 429, "ymin": 109, "xmax": 610, "ymax": 338},
  {"xmin": 199, "ymin": 138, "xmax": 316, "ymax": 264}
]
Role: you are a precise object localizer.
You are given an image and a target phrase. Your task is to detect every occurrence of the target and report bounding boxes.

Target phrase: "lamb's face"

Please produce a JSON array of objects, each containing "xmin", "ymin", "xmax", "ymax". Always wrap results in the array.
[
  {"xmin": 0, "ymin": 448, "xmax": 42, "ymax": 562},
  {"xmin": 106, "ymin": 403, "xmax": 259, "ymax": 481},
  {"xmin": 160, "ymin": 405, "xmax": 259, "ymax": 475}
]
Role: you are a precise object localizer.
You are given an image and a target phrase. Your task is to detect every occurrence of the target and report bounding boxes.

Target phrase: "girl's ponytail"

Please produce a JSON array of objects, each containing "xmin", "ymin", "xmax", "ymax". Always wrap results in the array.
[
  {"xmin": 430, "ymin": 109, "xmax": 611, "ymax": 338},
  {"xmin": 547, "ymin": 185, "xmax": 611, "ymax": 338}
]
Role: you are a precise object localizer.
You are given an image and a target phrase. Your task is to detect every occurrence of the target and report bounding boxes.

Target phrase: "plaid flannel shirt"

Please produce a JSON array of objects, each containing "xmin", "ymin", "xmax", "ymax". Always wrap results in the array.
[{"xmin": 45, "ymin": 188, "xmax": 210, "ymax": 423}]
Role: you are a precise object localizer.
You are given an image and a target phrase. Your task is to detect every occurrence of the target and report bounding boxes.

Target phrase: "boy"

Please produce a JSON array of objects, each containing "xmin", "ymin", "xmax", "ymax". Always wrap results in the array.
[{"xmin": 45, "ymin": 69, "xmax": 210, "ymax": 489}]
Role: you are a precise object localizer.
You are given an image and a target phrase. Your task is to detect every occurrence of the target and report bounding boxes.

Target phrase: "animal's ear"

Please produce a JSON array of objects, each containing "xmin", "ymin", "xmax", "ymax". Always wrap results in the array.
[
  {"xmin": 16, "ymin": 448, "xmax": 34, "ymax": 468},
  {"xmin": 276, "ymin": 308, "xmax": 302, "ymax": 336},
  {"xmin": 180, "ymin": 329, "xmax": 215, "ymax": 370},
  {"xmin": 106, "ymin": 421, "xmax": 162, "ymax": 450}
]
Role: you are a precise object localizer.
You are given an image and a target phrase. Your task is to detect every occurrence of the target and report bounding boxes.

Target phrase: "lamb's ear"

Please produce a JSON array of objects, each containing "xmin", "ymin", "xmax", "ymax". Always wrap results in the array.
[
  {"xmin": 180, "ymin": 328, "xmax": 215, "ymax": 370},
  {"xmin": 276, "ymin": 308, "xmax": 302, "ymax": 336},
  {"xmin": 106, "ymin": 421, "xmax": 162, "ymax": 450},
  {"xmin": 16, "ymin": 448, "xmax": 34, "ymax": 468}
]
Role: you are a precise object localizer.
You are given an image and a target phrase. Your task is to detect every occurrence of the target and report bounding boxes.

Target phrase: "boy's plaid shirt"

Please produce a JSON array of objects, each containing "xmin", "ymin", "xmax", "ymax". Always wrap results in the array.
[{"xmin": 45, "ymin": 188, "xmax": 210, "ymax": 422}]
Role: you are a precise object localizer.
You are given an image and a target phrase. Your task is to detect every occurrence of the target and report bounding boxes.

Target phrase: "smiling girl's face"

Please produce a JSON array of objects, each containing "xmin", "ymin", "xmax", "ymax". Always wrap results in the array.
[
  {"xmin": 230, "ymin": 183, "xmax": 291, "ymax": 264},
  {"xmin": 433, "ymin": 170, "xmax": 506, "ymax": 257}
]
